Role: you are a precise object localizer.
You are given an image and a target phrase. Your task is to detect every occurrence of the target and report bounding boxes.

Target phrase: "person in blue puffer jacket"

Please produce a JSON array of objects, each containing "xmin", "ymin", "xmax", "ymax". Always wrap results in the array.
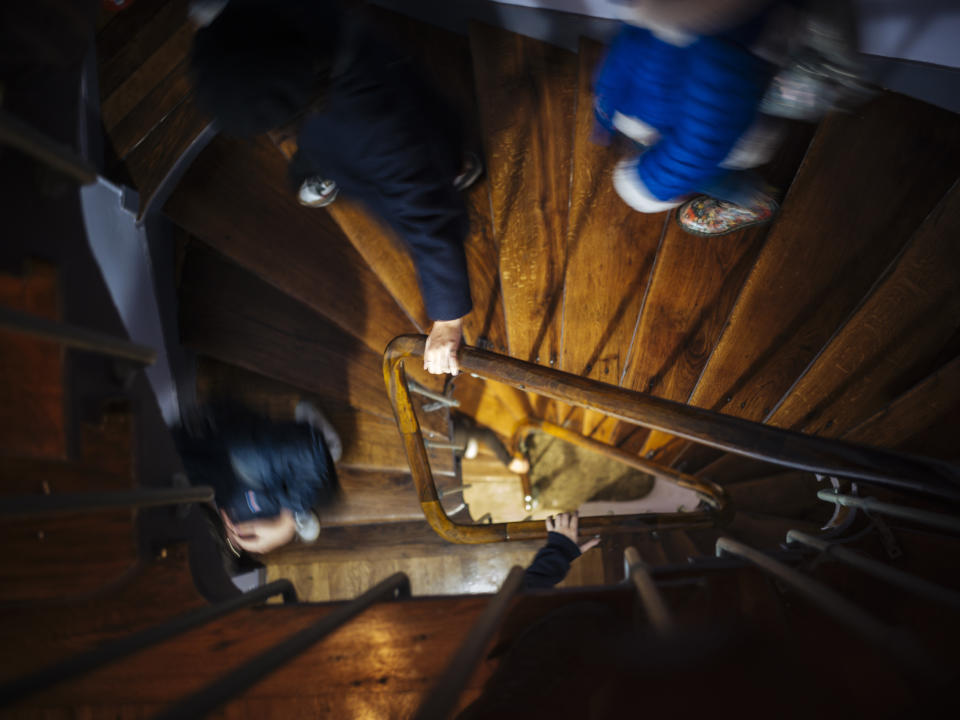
[{"xmin": 596, "ymin": 1, "xmax": 790, "ymax": 236}]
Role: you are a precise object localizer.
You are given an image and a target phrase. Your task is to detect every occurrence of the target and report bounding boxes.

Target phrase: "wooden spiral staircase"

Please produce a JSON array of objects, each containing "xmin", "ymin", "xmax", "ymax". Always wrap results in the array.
[{"xmin": 2, "ymin": 1, "xmax": 960, "ymax": 717}]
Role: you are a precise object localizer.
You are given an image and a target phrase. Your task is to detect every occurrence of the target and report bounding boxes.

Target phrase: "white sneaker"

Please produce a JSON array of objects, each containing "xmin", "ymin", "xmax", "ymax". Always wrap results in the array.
[
  {"xmin": 298, "ymin": 177, "xmax": 339, "ymax": 207},
  {"xmin": 295, "ymin": 400, "xmax": 343, "ymax": 462},
  {"xmin": 294, "ymin": 510, "xmax": 321, "ymax": 542}
]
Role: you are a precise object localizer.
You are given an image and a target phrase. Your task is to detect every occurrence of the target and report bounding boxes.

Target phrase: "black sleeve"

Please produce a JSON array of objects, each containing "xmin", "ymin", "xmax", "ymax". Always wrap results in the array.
[
  {"xmin": 522, "ymin": 532, "xmax": 582, "ymax": 589},
  {"xmin": 296, "ymin": 32, "xmax": 473, "ymax": 322}
]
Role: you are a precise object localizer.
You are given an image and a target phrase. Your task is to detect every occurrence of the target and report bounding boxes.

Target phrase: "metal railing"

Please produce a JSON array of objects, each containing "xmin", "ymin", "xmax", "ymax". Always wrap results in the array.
[
  {"xmin": 0, "ymin": 307, "xmax": 157, "ymax": 366},
  {"xmin": 0, "ymin": 486, "xmax": 214, "ymax": 518},
  {"xmin": 412, "ymin": 567, "xmax": 524, "ymax": 720},
  {"xmin": 154, "ymin": 572, "xmax": 411, "ymax": 720},
  {"xmin": 0, "ymin": 580, "xmax": 297, "ymax": 708},
  {"xmin": 384, "ymin": 335, "xmax": 960, "ymax": 543}
]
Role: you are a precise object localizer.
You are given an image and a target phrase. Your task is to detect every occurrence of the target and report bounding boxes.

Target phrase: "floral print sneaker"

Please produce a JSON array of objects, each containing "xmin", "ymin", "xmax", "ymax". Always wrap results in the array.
[{"xmin": 676, "ymin": 194, "xmax": 778, "ymax": 237}]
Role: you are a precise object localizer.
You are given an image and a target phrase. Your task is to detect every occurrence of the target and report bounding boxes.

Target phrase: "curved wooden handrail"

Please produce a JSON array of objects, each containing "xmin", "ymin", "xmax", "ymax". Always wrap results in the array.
[{"xmin": 384, "ymin": 335, "xmax": 960, "ymax": 543}]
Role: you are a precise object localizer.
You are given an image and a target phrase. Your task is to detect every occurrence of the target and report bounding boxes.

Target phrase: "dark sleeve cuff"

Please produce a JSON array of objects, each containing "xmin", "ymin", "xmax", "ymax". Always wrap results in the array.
[{"xmin": 546, "ymin": 531, "xmax": 582, "ymax": 562}]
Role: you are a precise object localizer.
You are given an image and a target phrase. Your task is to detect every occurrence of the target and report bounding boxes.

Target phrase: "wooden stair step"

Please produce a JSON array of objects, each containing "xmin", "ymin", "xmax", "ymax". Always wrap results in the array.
[
  {"xmin": 766, "ymin": 181, "xmax": 960, "ymax": 438},
  {"xmin": 560, "ymin": 37, "xmax": 667, "ymax": 442},
  {"xmin": 0, "ymin": 409, "xmax": 138, "ymax": 603},
  {"xmin": 683, "ymin": 92, "xmax": 960, "ymax": 427},
  {"xmin": 662, "ymin": 93, "xmax": 960, "ymax": 475},
  {"xmin": 0, "ymin": 260, "xmax": 67, "ymax": 461},
  {"xmin": 178, "ymin": 241, "xmax": 394, "ymax": 420},
  {"xmin": 469, "ymin": 21, "xmax": 577, "ymax": 373},
  {"xmin": 625, "ymin": 120, "xmax": 817, "ymax": 464},
  {"xmin": 699, "ymin": 347, "xmax": 960, "ymax": 485},
  {"xmin": 164, "ymin": 135, "xmax": 417, "ymax": 356},
  {"xmin": 845, "ymin": 352, "xmax": 960, "ymax": 460},
  {"xmin": 95, "ymin": 0, "xmax": 209, "ymax": 218},
  {"xmin": 0, "ymin": 543, "xmax": 205, "ymax": 683}
]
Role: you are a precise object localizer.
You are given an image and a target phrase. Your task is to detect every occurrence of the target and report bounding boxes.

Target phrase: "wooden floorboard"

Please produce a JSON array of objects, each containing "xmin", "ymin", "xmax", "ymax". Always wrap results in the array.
[
  {"xmin": 561, "ymin": 37, "xmax": 665, "ymax": 383},
  {"xmin": 165, "ymin": 135, "xmax": 417, "ymax": 356},
  {"xmin": 470, "ymin": 22, "xmax": 577, "ymax": 367}
]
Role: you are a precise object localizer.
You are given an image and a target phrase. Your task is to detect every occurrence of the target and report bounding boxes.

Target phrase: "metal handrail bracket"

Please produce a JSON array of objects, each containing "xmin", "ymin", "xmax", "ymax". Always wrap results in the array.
[
  {"xmin": 0, "ymin": 580, "xmax": 297, "ymax": 708},
  {"xmin": 384, "ymin": 335, "xmax": 959, "ymax": 544}
]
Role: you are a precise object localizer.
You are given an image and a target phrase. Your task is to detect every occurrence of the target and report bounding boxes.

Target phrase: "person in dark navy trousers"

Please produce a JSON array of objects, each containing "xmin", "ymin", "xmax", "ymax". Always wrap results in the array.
[{"xmin": 191, "ymin": 0, "xmax": 480, "ymax": 376}]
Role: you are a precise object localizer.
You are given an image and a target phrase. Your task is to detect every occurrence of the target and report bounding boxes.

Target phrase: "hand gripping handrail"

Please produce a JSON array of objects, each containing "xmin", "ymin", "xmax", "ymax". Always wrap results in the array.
[{"xmin": 384, "ymin": 335, "xmax": 960, "ymax": 544}]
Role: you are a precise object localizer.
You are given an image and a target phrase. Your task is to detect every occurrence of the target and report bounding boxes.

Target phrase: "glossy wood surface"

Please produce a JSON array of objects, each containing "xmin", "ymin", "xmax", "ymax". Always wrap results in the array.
[
  {"xmin": 767, "ymin": 182, "xmax": 960, "ymax": 436},
  {"xmin": 470, "ymin": 22, "xmax": 576, "ymax": 367},
  {"xmin": 178, "ymin": 242, "xmax": 394, "ymax": 420},
  {"xmin": 165, "ymin": 136, "xmax": 418, "ymax": 356},
  {"xmin": 561, "ymin": 38, "xmax": 665, "ymax": 385},
  {"xmin": 686, "ymin": 94, "xmax": 960, "ymax": 424}
]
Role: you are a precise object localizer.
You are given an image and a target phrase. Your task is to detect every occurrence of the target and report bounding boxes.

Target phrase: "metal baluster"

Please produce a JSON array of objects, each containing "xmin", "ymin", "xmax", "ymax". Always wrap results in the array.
[
  {"xmin": 786, "ymin": 529, "xmax": 960, "ymax": 608},
  {"xmin": 413, "ymin": 566, "xmax": 525, "ymax": 720},
  {"xmin": 0, "ymin": 580, "xmax": 297, "ymax": 707},
  {"xmin": 716, "ymin": 536, "xmax": 939, "ymax": 679},
  {"xmin": 624, "ymin": 547, "xmax": 674, "ymax": 635}
]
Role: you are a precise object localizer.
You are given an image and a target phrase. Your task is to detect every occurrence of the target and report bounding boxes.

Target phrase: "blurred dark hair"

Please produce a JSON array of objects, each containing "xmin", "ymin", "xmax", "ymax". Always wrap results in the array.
[{"xmin": 190, "ymin": 0, "xmax": 340, "ymax": 136}]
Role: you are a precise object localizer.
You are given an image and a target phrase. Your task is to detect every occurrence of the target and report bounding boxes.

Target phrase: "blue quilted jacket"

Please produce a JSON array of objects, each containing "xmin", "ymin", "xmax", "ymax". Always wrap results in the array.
[{"xmin": 595, "ymin": 22, "xmax": 773, "ymax": 201}]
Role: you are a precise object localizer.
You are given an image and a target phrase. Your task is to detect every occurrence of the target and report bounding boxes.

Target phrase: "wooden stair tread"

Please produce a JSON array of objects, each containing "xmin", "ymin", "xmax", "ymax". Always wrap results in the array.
[
  {"xmin": 178, "ymin": 242, "xmax": 395, "ymax": 420},
  {"xmin": 470, "ymin": 22, "xmax": 577, "ymax": 369},
  {"xmin": 0, "ymin": 410, "xmax": 138, "ymax": 603},
  {"xmin": 845, "ymin": 352, "xmax": 960, "ymax": 457},
  {"xmin": 767, "ymin": 182, "xmax": 960, "ymax": 437},
  {"xmin": 164, "ymin": 135, "xmax": 418, "ymax": 356},
  {"xmin": 0, "ymin": 261, "xmax": 67, "ymax": 461},
  {"xmin": 95, "ymin": 0, "xmax": 209, "ymax": 218},
  {"xmin": 561, "ymin": 37, "xmax": 664, "ymax": 384},
  {"xmin": 0, "ymin": 544, "xmax": 205, "ymax": 683},
  {"xmin": 685, "ymin": 92, "xmax": 960, "ymax": 424},
  {"xmin": 18, "ymin": 596, "xmax": 499, "ymax": 709},
  {"xmin": 560, "ymin": 37, "xmax": 666, "ymax": 442}
]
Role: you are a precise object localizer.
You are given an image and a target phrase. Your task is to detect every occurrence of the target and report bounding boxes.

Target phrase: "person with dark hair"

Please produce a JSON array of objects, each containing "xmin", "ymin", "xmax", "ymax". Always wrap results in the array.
[
  {"xmin": 190, "ymin": 0, "xmax": 477, "ymax": 376},
  {"xmin": 175, "ymin": 400, "xmax": 342, "ymax": 556}
]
